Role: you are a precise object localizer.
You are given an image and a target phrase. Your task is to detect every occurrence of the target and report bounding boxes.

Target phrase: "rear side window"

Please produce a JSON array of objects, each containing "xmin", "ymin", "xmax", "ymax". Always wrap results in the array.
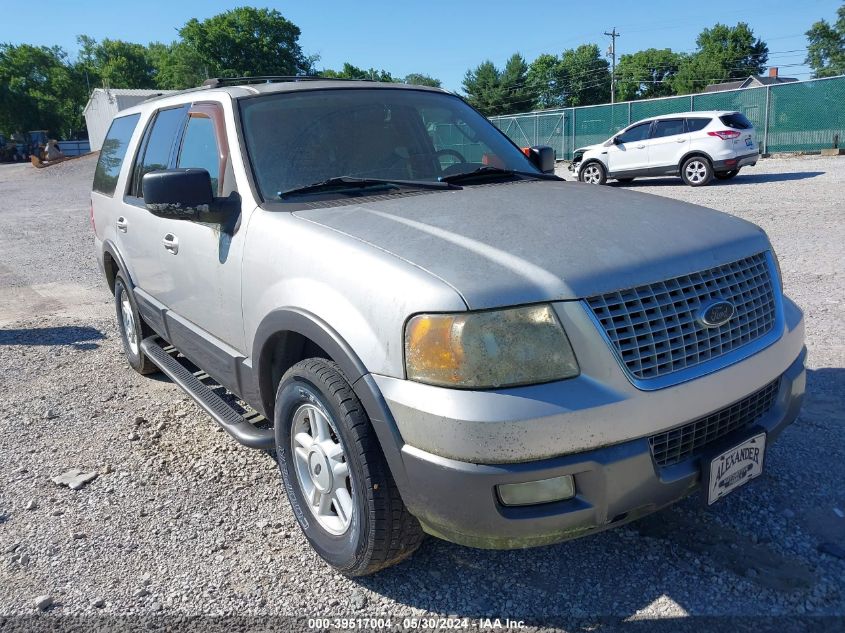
[
  {"xmin": 129, "ymin": 105, "xmax": 189, "ymax": 198},
  {"xmin": 719, "ymin": 113, "xmax": 753, "ymax": 130},
  {"xmin": 93, "ymin": 114, "xmax": 140, "ymax": 196},
  {"xmin": 617, "ymin": 122, "xmax": 651, "ymax": 144},
  {"xmin": 685, "ymin": 118, "xmax": 711, "ymax": 133},
  {"xmin": 652, "ymin": 119, "xmax": 685, "ymax": 139}
]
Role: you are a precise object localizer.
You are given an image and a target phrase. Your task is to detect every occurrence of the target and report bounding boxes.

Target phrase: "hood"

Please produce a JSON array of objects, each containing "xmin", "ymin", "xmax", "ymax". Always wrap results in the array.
[
  {"xmin": 293, "ymin": 180, "xmax": 770, "ymax": 310},
  {"xmin": 574, "ymin": 142, "xmax": 605, "ymax": 154}
]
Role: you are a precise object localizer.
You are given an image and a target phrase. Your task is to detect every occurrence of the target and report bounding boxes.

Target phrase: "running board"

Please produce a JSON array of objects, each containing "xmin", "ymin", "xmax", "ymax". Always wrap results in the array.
[{"xmin": 140, "ymin": 336, "xmax": 275, "ymax": 450}]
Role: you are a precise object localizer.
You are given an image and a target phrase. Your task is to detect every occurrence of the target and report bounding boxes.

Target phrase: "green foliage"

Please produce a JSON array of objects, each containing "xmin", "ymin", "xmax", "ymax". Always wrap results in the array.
[
  {"xmin": 671, "ymin": 23, "xmax": 768, "ymax": 94},
  {"xmin": 527, "ymin": 45, "xmax": 610, "ymax": 108},
  {"xmin": 403, "ymin": 73, "xmax": 441, "ymax": 87},
  {"xmin": 178, "ymin": 7, "xmax": 312, "ymax": 78},
  {"xmin": 77, "ymin": 36, "xmax": 157, "ymax": 89},
  {"xmin": 616, "ymin": 48, "xmax": 685, "ymax": 101},
  {"xmin": 805, "ymin": 3, "xmax": 845, "ymax": 78},
  {"xmin": 320, "ymin": 63, "xmax": 395, "ymax": 82},
  {"xmin": 0, "ymin": 44, "xmax": 86, "ymax": 138},
  {"xmin": 463, "ymin": 54, "xmax": 537, "ymax": 116}
]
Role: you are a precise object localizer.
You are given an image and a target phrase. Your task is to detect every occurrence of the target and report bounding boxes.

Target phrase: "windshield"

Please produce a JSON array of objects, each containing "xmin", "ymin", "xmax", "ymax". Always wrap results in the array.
[{"xmin": 239, "ymin": 88, "xmax": 539, "ymax": 200}]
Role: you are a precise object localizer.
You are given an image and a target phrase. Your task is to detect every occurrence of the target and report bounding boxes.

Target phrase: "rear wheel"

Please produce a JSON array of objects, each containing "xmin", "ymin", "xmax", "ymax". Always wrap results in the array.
[
  {"xmin": 114, "ymin": 272, "xmax": 157, "ymax": 375},
  {"xmin": 579, "ymin": 162, "xmax": 607, "ymax": 185},
  {"xmin": 714, "ymin": 169, "xmax": 739, "ymax": 180},
  {"xmin": 681, "ymin": 156, "xmax": 713, "ymax": 187},
  {"xmin": 275, "ymin": 359, "xmax": 423, "ymax": 575}
]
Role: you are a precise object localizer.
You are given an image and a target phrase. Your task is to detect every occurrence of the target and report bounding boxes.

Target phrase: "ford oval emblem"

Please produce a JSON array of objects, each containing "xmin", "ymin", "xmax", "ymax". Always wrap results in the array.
[{"xmin": 699, "ymin": 300, "xmax": 735, "ymax": 328}]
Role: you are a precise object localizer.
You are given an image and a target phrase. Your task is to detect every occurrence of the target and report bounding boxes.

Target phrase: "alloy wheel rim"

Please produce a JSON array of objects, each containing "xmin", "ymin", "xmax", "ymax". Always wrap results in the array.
[
  {"xmin": 291, "ymin": 402, "xmax": 353, "ymax": 535},
  {"xmin": 583, "ymin": 165, "xmax": 601, "ymax": 184},
  {"xmin": 120, "ymin": 294, "xmax": 139, "ymax": 355},
  {"xmin": 685, "ymin": 161, "xmax": 707, "ymax": 183}
]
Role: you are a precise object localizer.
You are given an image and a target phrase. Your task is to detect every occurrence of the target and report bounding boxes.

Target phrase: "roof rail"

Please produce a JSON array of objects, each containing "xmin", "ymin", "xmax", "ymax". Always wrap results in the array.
[{"xmin": 201, "ymin": 75, "xmax": 376, "ymax": 88}]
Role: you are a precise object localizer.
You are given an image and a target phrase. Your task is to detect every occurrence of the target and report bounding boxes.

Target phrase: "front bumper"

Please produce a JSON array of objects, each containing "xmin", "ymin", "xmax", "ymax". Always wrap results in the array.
[{"xmin": 394, "ymin": 349, "xmax": 805, "ymax": 549}]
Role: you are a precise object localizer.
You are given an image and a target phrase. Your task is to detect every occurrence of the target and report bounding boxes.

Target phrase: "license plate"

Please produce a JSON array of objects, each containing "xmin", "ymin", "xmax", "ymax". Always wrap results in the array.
[
  {"xmin": 707, "ymin": 432, "xmax": 766, "ymax": 505},
  {"xmin": 746, "ymin": 138, "xmax": 753, "ymax": 147}
]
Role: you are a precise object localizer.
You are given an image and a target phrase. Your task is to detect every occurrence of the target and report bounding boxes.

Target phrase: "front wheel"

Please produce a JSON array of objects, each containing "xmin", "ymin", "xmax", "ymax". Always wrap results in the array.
[
  {"xmin": 714, "ymin": 169, "xmax": 739, "ymax": 180},
  {"xmin": 579, "ymin": 162, "xmax": 607, "ymax": 185},
  {"xmin": 274, "ymin": 359, "xmax": 423, "ymax": 576},
  {"xmin": 681, "ymin": 156, "xmax": 713, "ymax": 186}
]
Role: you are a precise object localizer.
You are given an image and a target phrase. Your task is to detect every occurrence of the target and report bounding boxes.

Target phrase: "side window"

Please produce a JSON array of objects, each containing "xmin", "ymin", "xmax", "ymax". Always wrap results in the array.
[
  {"xmin": 652, "ymin": 119, "xmax": 685, "ymax": 139},
  {"xmin": 685, "ymin": 118, "xmax": 711, "ymax": 133},
  {"xmin": 719, "ymin": 113, "xmax": 753, "ymax": 129},
  {"xmin": 128, "ymin": 105, "xmax": 189, "ymax": 198},
  {"xmin": 617, "ymin": 123, "xmax": 651, "ymax": 144},
  {"xmin": 93, "ymin": 114, "xmax": 140, "ymax": 196},
  {"xmin": 177, "ymin": 116, "xmax": 220, "ymax": 195}
]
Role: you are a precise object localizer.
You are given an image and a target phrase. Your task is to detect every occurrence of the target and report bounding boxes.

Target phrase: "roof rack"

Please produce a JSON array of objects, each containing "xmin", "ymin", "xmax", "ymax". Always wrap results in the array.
[{"xmin": 201, "ymin": 75, "xmax": 376, "ymax": 88}]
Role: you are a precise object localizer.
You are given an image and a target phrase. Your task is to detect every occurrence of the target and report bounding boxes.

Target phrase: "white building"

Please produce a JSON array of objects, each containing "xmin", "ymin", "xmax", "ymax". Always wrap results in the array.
[{"xmin": 83, "ymin": 88, "xmax": 176, "ymax": 151}]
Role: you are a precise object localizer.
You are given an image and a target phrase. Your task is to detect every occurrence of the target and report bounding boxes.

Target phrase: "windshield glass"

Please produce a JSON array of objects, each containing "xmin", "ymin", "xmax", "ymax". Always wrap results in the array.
[{"xmin": 239, "ymin": 88, "xmax": 539, "ymax": 200}]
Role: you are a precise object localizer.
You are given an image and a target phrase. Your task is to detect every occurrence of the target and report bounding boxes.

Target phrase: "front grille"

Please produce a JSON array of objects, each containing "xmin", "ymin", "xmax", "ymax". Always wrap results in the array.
[
  {"xmin": 585, "ymin": 253, "xmax": 777, "ymax": 382},
  {"xmin": 649, "ymin": 379, "xmax": 780, "ymax": 467}
]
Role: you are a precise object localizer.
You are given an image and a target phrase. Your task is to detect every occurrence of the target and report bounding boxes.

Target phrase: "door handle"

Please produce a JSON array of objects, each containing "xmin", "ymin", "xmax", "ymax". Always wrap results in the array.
[
  {"xmin": 636, "ymin": 145, "xmax": 645, "ymax": 149},
  {"xmin": 116, "ymin": 217, "xmax": 128, "ymax": 232},
  {"xmin": 677, "ymin": 137, "xmax": 687, "ymax": 143},
  {"xmin": 162, "ymin": 234, "xmax": 179, "ymax": 255}
]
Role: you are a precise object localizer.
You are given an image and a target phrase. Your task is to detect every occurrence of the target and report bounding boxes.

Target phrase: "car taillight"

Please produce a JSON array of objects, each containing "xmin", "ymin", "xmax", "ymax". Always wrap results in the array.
[{"xmin": 707, "ymin": 130, "xmax": 741, "ymax": 140}]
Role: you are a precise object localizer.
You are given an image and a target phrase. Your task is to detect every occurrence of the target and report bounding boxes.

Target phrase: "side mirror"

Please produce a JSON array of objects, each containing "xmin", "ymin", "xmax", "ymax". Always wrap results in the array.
[
  {"xmin": 525, "ymin": 145, "xmax": 556, "ymax": 174},
  {"xmin": 605, "ymin": 136, "xmax": 621, "ymax": 147},
  {"xmin": 143, "ymin": 169, "xmax": 232, "ymax": 224}
]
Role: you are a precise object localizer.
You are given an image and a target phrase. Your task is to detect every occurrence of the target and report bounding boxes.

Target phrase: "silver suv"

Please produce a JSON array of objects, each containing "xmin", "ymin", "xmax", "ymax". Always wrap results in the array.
[{"xmin": 91, "ymin": 77, "xmax": 805, "ymax": 575}]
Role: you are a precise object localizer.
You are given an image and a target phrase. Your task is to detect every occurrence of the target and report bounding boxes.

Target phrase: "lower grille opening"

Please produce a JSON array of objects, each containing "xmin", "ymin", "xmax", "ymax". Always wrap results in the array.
[{"xmin": 649, "ymin": 379, "xmax": 780, "ymax": 467}]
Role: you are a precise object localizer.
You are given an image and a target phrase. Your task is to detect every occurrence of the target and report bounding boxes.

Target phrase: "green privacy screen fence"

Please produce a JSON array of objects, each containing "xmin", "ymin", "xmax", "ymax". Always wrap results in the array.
[{"xmin": 488, "ymin": 75, "xmax": 845, "ymax": 160}]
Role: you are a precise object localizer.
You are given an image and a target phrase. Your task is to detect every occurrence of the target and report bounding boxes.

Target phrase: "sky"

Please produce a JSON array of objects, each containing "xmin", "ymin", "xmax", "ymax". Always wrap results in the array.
[{"xmin": 5, "ymin": 0, "xmax": 842, "ymax": 93}]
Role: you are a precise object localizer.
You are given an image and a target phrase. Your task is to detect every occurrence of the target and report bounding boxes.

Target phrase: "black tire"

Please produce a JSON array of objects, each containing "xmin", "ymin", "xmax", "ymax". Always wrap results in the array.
[
  {"xmin": 714, "ymin": 169, "xmax": 740, "ymax": 180},
  {"xmin": 114, "ymin": 272, "xmax": 158, "ymax": 375},
  {"xmin": 579, "ymin": 161, "xmax": 607, "ymax": 185},
  {"xmin": 274, "ymin": 359, "xmax": 423, "ymax": 576},
  {"xmin": 680, "ymin": 156, "xmax": 713, "ymax": 187},
  {"xmin": 616, "ymin": 177, "xmax": 635, "ymax": 184}
]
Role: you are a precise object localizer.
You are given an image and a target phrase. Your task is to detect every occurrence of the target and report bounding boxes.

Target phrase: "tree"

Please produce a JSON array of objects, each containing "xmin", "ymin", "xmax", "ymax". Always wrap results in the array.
[
  {"xmin": 403, "ymin": 73, "xmax": 441, "ymax": 87},
  {"xmin": 499, "ymin": 53, "xmax": 537, "ymax": 113},
  {"xmin": 805, "ymin": 3, "xmax": 845, "ymax": 78},
  {"xmin": 147, "ymin": 41, "xmax": 206, "ymax": 90},
  {"xmin": 178, "ymin": 7, "xmax": 312, "ymax": 79},
  {"xmin": 527, "ymin": 53, "xmax": 567, "ymax": 109},
  {"xmin": 616, "ymin": 48, "xmax": 685, "ymax": 101},
  {"xmin": 462, "ymin": 60, "xmax": 505, "ymax": 115},
  {"xmin": 558, "ymin": 44, "xmax": 610, "ymax": 106},
  {"xmin": 76, "ymin": 36, "xmax": 157, "ymax": 89},
  {"xmin": 0, "ymin": 44, "xmax": 86, "ymax": 138},
  {"xmin": 320, "ymin": 63, "xmax": 395, "ymax": 81},
  {"xmin": 672, "ymin": 23, "xmax": 768, "ymax": 94}
]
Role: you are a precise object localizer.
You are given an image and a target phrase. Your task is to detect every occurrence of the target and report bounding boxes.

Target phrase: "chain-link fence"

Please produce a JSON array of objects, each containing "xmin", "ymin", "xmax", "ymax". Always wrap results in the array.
[{"xmin": 489, "ymin": 75, "xmax": 845, "ymax": 160}]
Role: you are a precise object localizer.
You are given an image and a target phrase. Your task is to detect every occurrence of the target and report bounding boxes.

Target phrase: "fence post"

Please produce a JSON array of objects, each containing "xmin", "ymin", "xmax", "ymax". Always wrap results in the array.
[
  {"xmin": 627, "ymin": 101, "xmax": 632, "ymax": 125},
  {"xmin": 763, "ymin": 85, "xmax": 771, "ymax": 155},
  {"xmin": 690, "ymin": 94, "xmax": 694, "ymax": 111},
  {"xmin": 571, "ymin": 107, "xmax": 576, "ymax": 160}
]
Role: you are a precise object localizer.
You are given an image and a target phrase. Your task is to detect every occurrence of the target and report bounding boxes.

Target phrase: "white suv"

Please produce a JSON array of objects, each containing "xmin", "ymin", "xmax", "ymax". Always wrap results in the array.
[{"xmin": 571, "ymin": 111, "xmax": 759, "ymax": 187}]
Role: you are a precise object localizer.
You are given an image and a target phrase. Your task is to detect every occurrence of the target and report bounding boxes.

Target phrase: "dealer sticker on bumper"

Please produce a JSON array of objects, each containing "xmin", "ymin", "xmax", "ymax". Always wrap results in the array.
[{"xmin": 707, "ymin": 432, "xmax": 766, "ymax": 505}]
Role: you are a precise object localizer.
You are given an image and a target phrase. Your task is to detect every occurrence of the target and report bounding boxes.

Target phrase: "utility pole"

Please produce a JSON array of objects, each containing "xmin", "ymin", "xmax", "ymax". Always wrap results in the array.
[{"xmin": 604, "ymin": 27, "xmax": 620, "ymax": 104}]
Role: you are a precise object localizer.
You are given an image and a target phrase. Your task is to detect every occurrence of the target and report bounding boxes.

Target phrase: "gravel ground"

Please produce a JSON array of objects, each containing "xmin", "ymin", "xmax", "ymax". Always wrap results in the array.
[{"xmin": 0, "ymin": 154, "xmax": 843, "ymax": 631}]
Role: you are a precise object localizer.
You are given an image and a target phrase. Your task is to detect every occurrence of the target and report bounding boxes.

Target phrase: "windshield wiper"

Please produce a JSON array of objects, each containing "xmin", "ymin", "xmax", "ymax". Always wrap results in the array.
[
  {"xmin": 439, "ymin": 166, "xmax": 562, "ymax": 185},
  {"xmin": 279, "ymin": 176, "xmax": 455, "ymax": 199}
]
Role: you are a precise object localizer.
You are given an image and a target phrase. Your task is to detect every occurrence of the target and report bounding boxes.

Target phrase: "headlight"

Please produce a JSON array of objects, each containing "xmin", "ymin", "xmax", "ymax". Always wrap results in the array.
[{"xmin": 404, "ymin": 304, "xmax": 579, "ymax": 388}]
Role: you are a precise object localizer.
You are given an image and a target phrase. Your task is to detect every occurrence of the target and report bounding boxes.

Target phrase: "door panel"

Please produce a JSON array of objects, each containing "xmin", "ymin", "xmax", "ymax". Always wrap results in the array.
[
  {"xmin": 155, "ymin": 102, "xmax": 250, "ymax": 352},
  {"xmin": 607, "ymin": 122, "xmax": 652, "ymax": 174},
  {"xmin": 648, "ymin": 119, "xmax": 688, "ymax": 171}
]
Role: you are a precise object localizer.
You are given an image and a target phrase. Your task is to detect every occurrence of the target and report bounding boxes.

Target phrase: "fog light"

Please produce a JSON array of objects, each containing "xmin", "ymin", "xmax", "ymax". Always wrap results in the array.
[{"xmin": 497, "ymin": 475, "xmax": 575, "ymax": 506}]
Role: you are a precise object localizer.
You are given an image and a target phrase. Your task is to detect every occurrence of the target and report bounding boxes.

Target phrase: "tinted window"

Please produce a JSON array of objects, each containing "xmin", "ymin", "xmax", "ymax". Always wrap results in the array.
[
  {"xmin": 617, "ymin": 123, "xmax": 651, "ymax": 144},
  {"xmin": 239, "ymin": 89, "xmax": 539, "ymax": 200},
  {"xmin": 130, "ymin": 105, "xmax": 188, "ymax": 197},
  {"xmin": 685, "ymin": 118, "xmax": 711, "ymax": 133},
  {"xmin": 652, "ymin": 119, "xmax": 685, "ymax": 139},
  {"xmin": 719, "ymin": 113, "xmax": 753, "ymax": 130},
  {"xmin": 93, "ymin": 114, "xmax": 140, "ymax": 196},
  {"xmin": 177, "ymin": 116, "xmax": 220, "ymax": 194}
]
